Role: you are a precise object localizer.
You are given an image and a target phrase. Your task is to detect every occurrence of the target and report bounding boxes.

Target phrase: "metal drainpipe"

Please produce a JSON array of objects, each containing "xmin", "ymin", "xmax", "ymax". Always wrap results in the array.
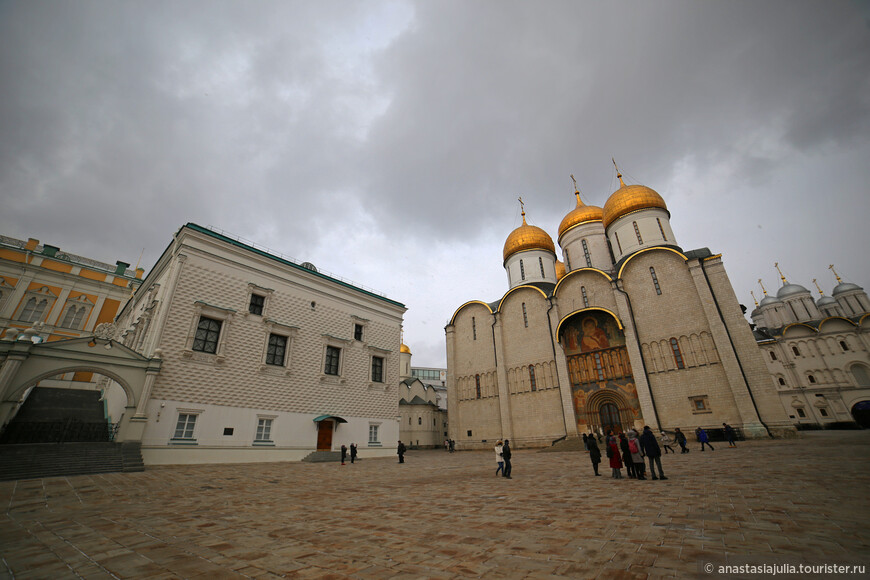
[
  {"xmin": 700, "ymin": 259, "xmax": 772, "ymax": 437},
  {"xmin": 612, "ymin": 280, "xmax": 662, "ymax": 428}
]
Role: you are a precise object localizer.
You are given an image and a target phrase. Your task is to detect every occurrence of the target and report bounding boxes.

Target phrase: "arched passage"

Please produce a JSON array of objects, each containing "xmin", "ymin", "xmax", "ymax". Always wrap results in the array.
[
  {"xmin": 558, "ymin": 309, "xmax": 644, "ymax": 434},
  {"xmin": 851, "ymin": 401, "xmax": 870, "ymax": 429},
  {"xmin": 0, "ymin": 336, "xmax": 161, "ymax": 443}
]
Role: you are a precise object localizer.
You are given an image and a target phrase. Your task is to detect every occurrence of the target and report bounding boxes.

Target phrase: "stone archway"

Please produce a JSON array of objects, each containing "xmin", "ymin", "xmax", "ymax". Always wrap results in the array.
[
  {"xmin": 0, "ymin": 334, "xmax": 161, "ymax": 443},
  {"xmin": 851, "ymin": 401, "xmax": 870, "ymax": 429}
]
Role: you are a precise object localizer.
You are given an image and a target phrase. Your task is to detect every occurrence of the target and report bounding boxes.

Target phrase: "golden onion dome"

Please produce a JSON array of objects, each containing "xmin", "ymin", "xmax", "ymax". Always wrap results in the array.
[
  {"xmin": 558, "ymin": 192, "xmax": 604, "ymax": 238},
  {"xmin": 400, "ymin": 343, "xmax": 411, "ymax": 354},
  {"xmin": 602, "ymin": 169, "xmax": 668, "ymax": 229},
  {"xmin": 503, "ymin": 210, "xmax": 556, "ymax": 262},
  {"xmin": 555, "ymin": 260, "xmax": 566, "ymax": 280}
]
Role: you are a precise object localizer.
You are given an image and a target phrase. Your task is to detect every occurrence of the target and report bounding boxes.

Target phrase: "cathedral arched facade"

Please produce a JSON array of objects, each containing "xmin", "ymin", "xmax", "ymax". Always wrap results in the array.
[
  {"xmin": 446, "ymin": 168, "xmax": 795, "ymax": 449},
  {"xmin": 751, "ymin": 269, "xmax": 870, "ymax": 429}
]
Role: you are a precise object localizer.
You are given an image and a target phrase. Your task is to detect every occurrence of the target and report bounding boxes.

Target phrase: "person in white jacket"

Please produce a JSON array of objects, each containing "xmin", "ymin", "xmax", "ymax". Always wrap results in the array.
[{"xmin": 494, "ymin": 441, "xmax": 505, "ymax": 476}]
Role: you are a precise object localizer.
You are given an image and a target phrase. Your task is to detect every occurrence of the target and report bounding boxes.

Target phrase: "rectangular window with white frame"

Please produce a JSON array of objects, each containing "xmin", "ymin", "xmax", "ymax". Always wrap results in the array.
[
  {"xmin": 186, "ymin": 302, "xmax": 234, "ymax": 360},
  {"xmin": 266, "ymin": 334, "xmax": 287, "ymax": 366},
  {"xmin": 173, "ymin": 413, "xmax": 198, "ymax": 441},
  {"xmin": 193, "ymin": 317, "xmax": 222, "ymax": 353},
  {"xmin": 371, "ymin": 356, "xmax": 384, "ymax": 383},
  {"xmin": 255, "ymin": 417, "xmax": 274, "ymax": 443},
  {"xmin": 368, "ymin": 423, "xmax": 381, "ymax": 446},
  {"xmin": 325, "ymin": 345, "xmax": 341, "ymax": 375}
]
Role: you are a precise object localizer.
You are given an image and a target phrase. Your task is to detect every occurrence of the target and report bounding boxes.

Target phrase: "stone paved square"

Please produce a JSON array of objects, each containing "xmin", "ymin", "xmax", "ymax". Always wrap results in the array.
[{"xmin": 1, "ymin": 431, "xmax": 869, "ymax": 579}]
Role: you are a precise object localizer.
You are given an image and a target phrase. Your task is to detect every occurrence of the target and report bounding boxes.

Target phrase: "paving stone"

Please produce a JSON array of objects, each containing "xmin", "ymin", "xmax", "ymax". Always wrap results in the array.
[{"xmin": 1, "ymin": 431, "xmax": 869, "ymax": 578}]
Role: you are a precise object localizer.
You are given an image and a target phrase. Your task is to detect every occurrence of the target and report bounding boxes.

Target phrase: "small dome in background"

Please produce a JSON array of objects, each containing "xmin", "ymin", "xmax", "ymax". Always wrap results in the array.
[
  {"xmin": 776, "ymin": 283, "xmax": 810, "ymax": 299},
  {"xmin": 400, "ymin": 343, "xmax": 411, "ymax": 354},
  {"xmin": 300, "ymin": 261, "xmax": 318, "ymax": 272},
  {"xmin": 816, "ymin": 295, "xmax": 837, "ymax": 307},
  {"xmin": 555, "ymin": 260, "xmax": 566, "ymax": 280},
  {"xmin": 760, "ymin": 295, "xmax": 781, "ymax": 306},
  {"xmin": 833, "ymin": 281, "xmax": 863, "ymax": 296}
]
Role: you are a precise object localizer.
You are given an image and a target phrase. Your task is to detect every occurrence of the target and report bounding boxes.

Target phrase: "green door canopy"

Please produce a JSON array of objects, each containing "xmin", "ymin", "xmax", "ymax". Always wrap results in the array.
[{"xmin": 313, "ymin": 415, "xmax": 348, "ymax": 423}]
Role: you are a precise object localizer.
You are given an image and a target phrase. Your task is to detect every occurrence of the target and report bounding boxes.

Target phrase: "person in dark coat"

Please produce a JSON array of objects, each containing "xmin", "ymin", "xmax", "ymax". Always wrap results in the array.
[
  {"xmin": 350, "ymin": 443, "xmax": 358, "ymax": 464},
  {"xmin": 607, "ymin": 437, "xmax": 623, "ymax": 478},
  {"xmin": 340, "ymin": 444, "xmax": 347, "ymax": 465},
  {"xmin": 619, "ymin": 433, "xmax": 635, "ymax": 478},
  {"xmin": 723, "ymin": 423, "xmax": 737, "ymax": 448},
  {"xmin": 587, "ymin": 436, "xmax": 602, "ymax": 476},
  {"xmin": 674, "ymin": 427, "xmax": 689, "ymax": 453},
  {"xmin": 502, "ymin": 439, "xmax": 513, "ymax": 479},
  {"xmin": 640, "ymin": 426, "xmax": 667, "ymax": 480},
  {"xmin": 696, "ymin": 427, "xmax": 714, "ymax": 451},
  {"xmin": 397, "ymin": 440, "xmax": 406, "ymax": 463}
]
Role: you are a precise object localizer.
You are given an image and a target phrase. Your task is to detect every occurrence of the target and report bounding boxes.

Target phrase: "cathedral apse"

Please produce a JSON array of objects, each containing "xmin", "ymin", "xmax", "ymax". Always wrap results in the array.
[{"xmin": 558, "ymin": 310, "xmax": 643, "ymax": 434}]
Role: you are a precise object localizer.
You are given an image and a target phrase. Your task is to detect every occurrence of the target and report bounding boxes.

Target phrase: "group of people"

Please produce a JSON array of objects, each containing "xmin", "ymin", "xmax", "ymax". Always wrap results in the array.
[
  {"xmin": 339, "ymin": 443, "xmax": 358, "ymax": 465},
  {"xmin": 443, "ymin": 439, "xmax": 456, "ymax": 452},
  {"xmin": 583, "ymin": 422, "xmax": 739, "ymax": 478},
  {"xmin": 493, "ymin": 439, "xmax": 512, "ymax": 479},
  {"xmin": 584, "ymin": 426, "xmax": 669, "ymax": 480}
]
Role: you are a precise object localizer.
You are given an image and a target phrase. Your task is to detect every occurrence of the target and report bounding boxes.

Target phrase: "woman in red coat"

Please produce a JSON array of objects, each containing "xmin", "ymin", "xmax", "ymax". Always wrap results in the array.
[{"xmin": 606, "ymin": 433, "xmax": 623, "ymax": 479}]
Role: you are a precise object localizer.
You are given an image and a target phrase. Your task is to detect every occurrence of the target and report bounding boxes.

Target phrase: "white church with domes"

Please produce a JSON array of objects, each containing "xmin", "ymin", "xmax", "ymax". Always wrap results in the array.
[
  {"xmin": 751, "ymin": 266, "xmax": 870, "ymax": 429},
  {"xmin": 446, "ymin": 166, "xmax": 796, "ymax": 449}
]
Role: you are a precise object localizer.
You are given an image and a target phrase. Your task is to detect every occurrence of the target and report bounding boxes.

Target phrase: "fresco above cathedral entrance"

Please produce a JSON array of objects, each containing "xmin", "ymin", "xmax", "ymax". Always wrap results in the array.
[{"xmin": 558, "ymin": 310, "xmax": 643, "ymax": 434}]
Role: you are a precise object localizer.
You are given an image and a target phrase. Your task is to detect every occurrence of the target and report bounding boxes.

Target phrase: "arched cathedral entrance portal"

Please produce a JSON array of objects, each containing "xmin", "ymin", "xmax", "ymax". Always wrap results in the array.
[{"xmin": 557, "ymin": 309, "xmax": 643, "ymax": 435}]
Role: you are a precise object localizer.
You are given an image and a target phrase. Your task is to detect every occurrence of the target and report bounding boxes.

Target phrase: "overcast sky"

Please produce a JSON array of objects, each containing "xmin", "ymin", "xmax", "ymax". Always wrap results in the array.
[{"xmin": 2, "ymin": 1, "xmax": 869, "ymax": 367}]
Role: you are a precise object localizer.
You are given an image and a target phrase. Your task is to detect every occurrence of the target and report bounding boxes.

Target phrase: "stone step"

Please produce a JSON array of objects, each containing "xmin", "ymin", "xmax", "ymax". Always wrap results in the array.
[
  {"xmin": 301, "ymin": 451, "xmax": 342, "ymax": 463},
  {"xmin": 0, "ymin": 442, "xmax": 145, "ymax": 481}
]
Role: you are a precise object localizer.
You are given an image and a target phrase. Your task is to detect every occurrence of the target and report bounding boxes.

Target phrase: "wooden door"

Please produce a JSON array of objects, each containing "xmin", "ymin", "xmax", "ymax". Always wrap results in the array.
[{"xmin": 316, "ymin": 420, "xmax": 333, "ymax": 450}]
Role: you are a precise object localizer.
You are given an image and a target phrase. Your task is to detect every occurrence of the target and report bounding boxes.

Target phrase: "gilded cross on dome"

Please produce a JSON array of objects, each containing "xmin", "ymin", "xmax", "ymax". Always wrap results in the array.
[
  {"xmin": 829, "ymin": 264, "xmax": 843, "ymax": 284},
  {"xmin": 517, "ymin": 196, "xmax": 526, "ymax": 224},
  {"xmin": 774, "ymin": 262, "xmax": 788, "ymax": 284},
  {"xmin": 758, "ymin": 279, "xmax": 769, "ymax": 295}
]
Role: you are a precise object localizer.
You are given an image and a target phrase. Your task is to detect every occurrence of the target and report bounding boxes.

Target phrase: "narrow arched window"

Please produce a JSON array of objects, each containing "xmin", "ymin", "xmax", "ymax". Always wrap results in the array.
[
  {"xmin": 808, "ymin": 375, "xmax": 816, "ymax": 384},
  {"xmin": 650, "ymin": 267, "xmax": 662, "ymax": 295},
  {"xmin": 792, "ymin": 346, "xmax": 801, "ymax": 357},
  {"xmin": 565, "ymin": 252, "xmax": 571, "ymax": 270},
  {"xmin": 769, "ymin": 351, "xmax": 777, "ymax": 361},
  {"xmin": 614, "ymin": 232, "xmax": 623, "ymax": 254},
  {"xmin": 778, "ymin": 377, "xmax": 786, "ymax": 386},
  {"xmin": 840, "ymin": 340, "xmax": 850, "ymax": 352},
  {"xmin": 657, "ymin": 217, "xmax": 667, "ymax": 241},
  {"xmin": 472, "ymin": 317, "xmax": 477, "ymax": 340},
  {"xmin": 539, "ymin": 257, "xmax": 545, "ymax": 278},
  {"xmin": 582, "ymin": 239, "xmax": 592, "ymax": 267},
  {"xmin": 670, "ymin": 338, "xmax": 685, "ymax": 369},
  {"xmin": 61, "ymin": 306, "xmax": 78, "ymax": 328},
  {"xmin": 520, "ymin": 259, "xmax": 525, "ymax": 280},
  {"xmin": 522, "ymin": 303, "xmax": 528, "ymax": 327},
  {"xmin": 475, "ymin": 374, "xmax": 481, "ymax": 399},
  {"xmin": 529, "ymin": 365, "xmax": 537, "ymax": 391},
  {"xmin": 581, "ymin": 286, "xmax": 589, "ymax": 307},
  {"xmin": 633, "ymin": 221, "xmax": 643, "ymax": 244},
  {"xmin": 71, "ymin": 307, "xmax": 86, "ymax": 329}
]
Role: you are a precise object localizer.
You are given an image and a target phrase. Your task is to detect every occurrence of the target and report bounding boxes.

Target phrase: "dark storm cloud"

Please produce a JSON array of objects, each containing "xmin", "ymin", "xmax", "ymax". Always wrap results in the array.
[
  {"xmin": 1, "ymin": 0, "xmax": 868, "ymax": 366},
  {"xmin": 362, "ymin": 0, "xmax": 870, "ymax": 230}
]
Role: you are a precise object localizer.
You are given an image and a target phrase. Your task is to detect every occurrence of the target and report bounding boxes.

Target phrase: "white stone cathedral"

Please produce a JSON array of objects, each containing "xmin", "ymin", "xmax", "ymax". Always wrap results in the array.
[
  {"xmin": 446, "ymin": 167, "xmax": 795, "ymax": 449},
  {"xmin": 751, "ymin": 266, "xmax": 870, "ymax": 429}
]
